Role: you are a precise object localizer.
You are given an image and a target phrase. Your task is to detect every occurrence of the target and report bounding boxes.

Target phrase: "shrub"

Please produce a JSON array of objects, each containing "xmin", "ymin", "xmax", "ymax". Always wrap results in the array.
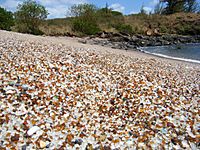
[
  {"xmin": 72, "ymin": 18, "xmax": 100, "ymax": 35},
  {"xmin": 114, "ymin": 24, "xmax": 133, "ymax": 35},
  {"xmin": 111, "ymin": 11, "xmax": 123, "ymax": 16},
  {"xmin": 0, "ymin": 7, "xmax": 14, "ymax": 30},
  {"xmin": 15, "ymin": 0, "xmax": 48, "ymax": 35},
  {"xmin": 69, "ymin": 3, "xmax": 97, "ymax": 17},
  {"xmin": 69, "ymin": 4, "xmax": 100, "ymax": 35},
  {"xmin": 160, "ymin": 25, "xmax": 168, "ymax": 33}
]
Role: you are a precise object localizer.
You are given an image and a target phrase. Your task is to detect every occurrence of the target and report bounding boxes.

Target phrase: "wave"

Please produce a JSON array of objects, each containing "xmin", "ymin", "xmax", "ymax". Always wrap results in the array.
[{"xmin": 138, "ymin": 48, "xmax": 200, "ymax": 64}]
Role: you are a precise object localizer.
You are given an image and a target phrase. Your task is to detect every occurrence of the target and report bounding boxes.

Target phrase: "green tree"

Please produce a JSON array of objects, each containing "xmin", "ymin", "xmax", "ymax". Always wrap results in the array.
[
  {"xmin": 15, "ymin": 0, "xmax": 48, "ymax": 35},
  {"xmin": 96, "ymin": 5, "xmax": 124, "ymax": 31},
  {"xmin": 140, "ymin": 5, "xmax": 147, "ymax": 15},
  {"xmin": 185, "ymin": 0, "xmax": 199, "ymax": 12},
  {"xmin": 69, "ymin": 3, "xmax": 97, "ymax": 17},
  {"xmin": 154, "ymin": 2, "xmax": 164, "ymax": 14},
  {"xmin": 160, "ymin": 0, "xmax": 185, "ymax": 14},
  {"xmin": 160, "ymin": 0, "xmax": 199, "ymax": 14},
  {"xmin": 0, "ymin": 7, "xmax": 14, "ymax": 30},
  {"xmin": 69, "ymin": 4, "xmax": 100, "ymax": 35}
]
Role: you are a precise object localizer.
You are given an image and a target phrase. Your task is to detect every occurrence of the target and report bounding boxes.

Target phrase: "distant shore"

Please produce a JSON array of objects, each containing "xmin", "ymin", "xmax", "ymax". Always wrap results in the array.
[
  {"xmin": 1, "ymin": 30, "xmax": 200, "ymax": 66},
  {"xmin": 75, "ymin": 31, "xmax": 200, "ymax": 48}
]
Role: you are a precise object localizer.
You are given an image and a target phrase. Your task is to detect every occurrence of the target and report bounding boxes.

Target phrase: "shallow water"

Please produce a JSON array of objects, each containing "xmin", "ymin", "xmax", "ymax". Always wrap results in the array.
[{"xmin": 139, "ymin": 43, "xmax": 200, "ymax": 63}]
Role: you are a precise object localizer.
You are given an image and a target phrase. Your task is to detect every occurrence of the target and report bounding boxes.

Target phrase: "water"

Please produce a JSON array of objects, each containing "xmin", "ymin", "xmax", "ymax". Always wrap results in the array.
[{"xmin": 139, "ymin": 43, "xmax": 200, "ymax": 63}]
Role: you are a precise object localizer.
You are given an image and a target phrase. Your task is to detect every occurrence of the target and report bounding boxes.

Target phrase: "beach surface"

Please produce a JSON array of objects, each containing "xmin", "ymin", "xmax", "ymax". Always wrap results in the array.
[{"xmin": 0, "ymin": 30, "xmax": 199, "ymax": 149}]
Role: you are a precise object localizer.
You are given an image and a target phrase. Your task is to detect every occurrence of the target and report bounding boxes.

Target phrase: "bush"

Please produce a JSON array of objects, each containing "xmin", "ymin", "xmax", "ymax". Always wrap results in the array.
[
  {"xmin": 72, "ymin": 18, "xmax": 100, "ymax": 35},
  {"xmin": 69, "ymin": 4, "xmax": 100, "ymax": 35},
  {"xmin": 114, "ymin": 24, "xmax": 133, "ymax": 35},
  {"xmin": 160, "ymin": 25, "xmax": 168, "ymax": 33},
  {"xmin": 0, "ymin": 7, "xmax": 14, "ymax": 30},
  {"xmin": 177, "ymin": 24, "xmax": 200, "ymax": 35},
  {"xmin": 15, "ymin": 0, "xmax": 48, "ymax": 35},
  {"xmin": 69, "ymin": 3, "xmax": 97, "ymax": 17}
]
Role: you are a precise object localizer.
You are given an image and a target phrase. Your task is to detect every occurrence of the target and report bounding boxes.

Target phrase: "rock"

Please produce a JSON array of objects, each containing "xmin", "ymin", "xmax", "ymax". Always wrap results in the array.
[
  {"xmin": 0, "ymin": 119, "xmax": 5, "ymax": 125},
  {"xmin": 66, "ymin": 134, "xmax": 74, "ymax": 144},
  {"xmin": 100, "ymin": 32, "xmax": 106, "ymax": 38},
  {"xmin": 8, "ymin": 81, "xmax": 15, "ymax": 86},
  {"xmin": 78, "ymin": 39, "xmax": 87, "ymax": 44},
  {"xmin": 39, "ymin": 140, "xmax": 46, "ymax": 149},
  {"xmin": 21, "ymin": 145, "xmax": 27, "ymax": 150},
  {"xmin": 73, "ymin": 139, "xmax": 83, "ymax": 145},
  {"xmin": 99, "ymin": 135, "xmax": 107, "ymax": 142},
  {"xmin": 146, "ymin": 30, "xmax": 153, "ymax": 36},
  {"xmin": 4, "ymin": 86, "xmax": 16, "ymax": 94},
  {"xmin": 103, "ymin": 146, "xmax": 112, "ymax": 150},
  {"xmin": 76, "ymin": 102, "xmax": 82, "ymax": 107},
  {"xmin": 11, "ymin": 134, "xmax": 20, "ymax": 142},
  {"xmin": 22, "ymin": 84, "xmax": 29, "ymax": 90},
  {"xmin": 27, "ymin": 126, "xmax": 41, "ymax": 136},
  {"xmin": 154, "ymin": 28, "xmax": 160, "ymax": 35},
  {"xmin": 86, "ymin": 143, "xmax": 93, "ymax": 150}
]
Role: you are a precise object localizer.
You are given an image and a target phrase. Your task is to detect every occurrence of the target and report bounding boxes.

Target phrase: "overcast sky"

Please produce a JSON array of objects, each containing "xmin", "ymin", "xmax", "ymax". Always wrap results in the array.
[{"xmin": 0, "ymin": 0, "xmax": 199, "ymax": 19}]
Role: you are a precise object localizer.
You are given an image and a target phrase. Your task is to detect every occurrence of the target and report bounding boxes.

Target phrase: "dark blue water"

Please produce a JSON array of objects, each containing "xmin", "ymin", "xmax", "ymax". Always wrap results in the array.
[{"xmin": 139, "ymin": 43, "xmax": 200, "ymax": 63}]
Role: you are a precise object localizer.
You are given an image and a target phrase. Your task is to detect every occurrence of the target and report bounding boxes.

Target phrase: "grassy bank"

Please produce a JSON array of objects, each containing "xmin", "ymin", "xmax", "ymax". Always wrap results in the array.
[{"xmin": 39, "ymin": 13, "xmax": 200, "ymax": 37}]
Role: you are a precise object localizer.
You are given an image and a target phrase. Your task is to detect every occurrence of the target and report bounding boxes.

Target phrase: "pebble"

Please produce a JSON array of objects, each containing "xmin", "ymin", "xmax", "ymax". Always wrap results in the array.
[
  {"xmin": 0, "ymin": 30, "xmax": 199, "ymax": 149},
  {"xmin": 39, "ymin": 140, "xmax": 46, "ymax": 149},
  {"xmin": 22, "ymin": 84, "xmax": 29, "ymax": 90},
  {"xmin": 21, "ymin": 145, "xmax": 27, "ymax": 150},
  {"xmin": 73, "ymin": 139, "xmax": 83, "ymax": 145},
  {"xmin": 27, "ymin": 126, "xmax": 41, "ymax": 136}
]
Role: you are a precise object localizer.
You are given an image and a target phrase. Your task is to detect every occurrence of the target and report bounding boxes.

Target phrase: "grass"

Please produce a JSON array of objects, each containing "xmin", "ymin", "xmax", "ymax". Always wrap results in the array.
[{"xmin": 39, "ymin": 13, "xmax": 200, "ymax": 36}]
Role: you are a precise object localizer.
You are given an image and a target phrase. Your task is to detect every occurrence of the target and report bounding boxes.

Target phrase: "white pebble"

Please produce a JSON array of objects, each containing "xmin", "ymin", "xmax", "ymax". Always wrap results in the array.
[{"xmin": 27, "ymin": 126, "xmax": 41, "ymax": 136}]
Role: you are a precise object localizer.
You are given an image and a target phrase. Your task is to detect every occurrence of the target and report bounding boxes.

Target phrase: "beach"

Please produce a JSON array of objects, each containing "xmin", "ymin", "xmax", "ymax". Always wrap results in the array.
[{"xmin": 0, "ymin": 30, "xmax": 199, "ymax": 149}]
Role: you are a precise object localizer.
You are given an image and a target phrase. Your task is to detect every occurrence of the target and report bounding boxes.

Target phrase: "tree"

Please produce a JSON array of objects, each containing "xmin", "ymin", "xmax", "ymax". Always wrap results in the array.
[
  {"xmin": 69, "ymin": 4, "xmax": 100, "ymax": 35},
  {"xmin": 15, "ymin": 0, "xmax": 48, "ymax": 34},
  {"xmin": 160, "ymin": 0, "xmax": 185, "ymax": 14},
  {"xmin": 69, "ymin": 3, "xmax": 97, "ymax": 17},
  {"xmin": 160, "ymin": 0, "xmax": 199, "ymax": 14},
  {"xmin": 154, "ymin": 2, "xmax": 164, "ymax": 14},
  {"xmin": 140, "ymin": 5, "xmax": 147, "ymax": 15},
  {"xmin": 185, "ymin": 0, "xmax": 199, "ymax": 12},
  {"xmin": 0, "ymin": 7, "xmax": 14, "ymax": 30}
]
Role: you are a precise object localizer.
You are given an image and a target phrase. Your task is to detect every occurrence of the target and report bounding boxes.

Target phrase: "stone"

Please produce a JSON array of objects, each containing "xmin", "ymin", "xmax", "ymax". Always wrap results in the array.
[
  {"xmin": 27, "ymin": 126, "xmax": 41, "ymax": 136},
  {"xmin": 39, "ymin": 140, "xmax": 46, "ymax": 149},
  {"xmin": 73, "ymin": 139, "xmax": 83, "ymax": 145},
  {"xmin": 11, "ymin": 134, "xmax": 20, "ymax": 142},
  {"xmin": 86, "ymin": 143, "xmax": 93, "ymax": 150},
  {"xmin": 22, "ymin": 84, "xmax": 29, "ymax": 90},
  {"xmin": 21, "ymin": 145, "xmax": 27, "ymax": 150},
  {"xmin": 99, "ymin": 135, "xmax": 107, "ymax": 142},
  {"xmin": 146, "ymin": 30, "xmax": 153, "ymax": 36},
  {"xmin": 76, "ymin": 102, "xmax": 82, "ymax": 107}
]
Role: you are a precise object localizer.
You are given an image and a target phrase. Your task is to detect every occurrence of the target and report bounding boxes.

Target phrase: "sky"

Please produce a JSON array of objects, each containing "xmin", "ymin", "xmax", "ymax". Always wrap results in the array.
[{"xmin": 0, "ymin": 0, "xmax": 199, "ymax": 19}]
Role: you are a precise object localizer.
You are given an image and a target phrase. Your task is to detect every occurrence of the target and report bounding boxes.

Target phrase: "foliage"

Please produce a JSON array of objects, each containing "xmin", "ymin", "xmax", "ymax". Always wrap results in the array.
[
  {"xmin": 69, "ymin": 3, "xmax": 97, "ymax": 17},
  {"xmin": 140, "ymin": 5, "xmax": 147, "ymax": 14},
  {"xmin": 176, "ymin": 23, "xmax": 200, "ymax": 35},
  {"xmin": 38, "ymin": 3, "xmax": 200, "ymax": 36},
  {"xmin": 160, "ymin": 0, "xmax": 199, "ymax": 14},
  {"xmin": 161, "ymin": 0, "xmax": 185, "ymax": 14},
  {"xmin": 0, "ymin": 7, "xmax": 14, "ymax": 30},
  {"xmin": 154, "ymin": 2, "xmax": 165, "ymax": 14},
  {"xmin": 111, "ymin": 11, "xmax": 123, "ymax": 16},
  {"xmin": 72, "ymin": 18, "xmax": 100, "ymax": 35},
  {"xmin": 184, "ymin": 0, "xmax": 199, "ymax": 12},
  {"xmin": 114, "ymin": 24, "xmax": 133, "ymax": 35},
  {"xmin": 15, "ymin": 0, "xmax": 48, "ymax": 35},
  {"xmin": 69, "ymin": 4, "xmax": 100, "ymax": 35}
]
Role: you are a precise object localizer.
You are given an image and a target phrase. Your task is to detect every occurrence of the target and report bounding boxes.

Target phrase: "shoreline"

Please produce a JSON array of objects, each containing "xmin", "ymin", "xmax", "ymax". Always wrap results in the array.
[
  {"xmin": 0, "ymin": 30, "xmax": 200, "ymax": 67},
  {"xmin": 137, "ymin": 47, "xmax": 200, "ymax": 64}
]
